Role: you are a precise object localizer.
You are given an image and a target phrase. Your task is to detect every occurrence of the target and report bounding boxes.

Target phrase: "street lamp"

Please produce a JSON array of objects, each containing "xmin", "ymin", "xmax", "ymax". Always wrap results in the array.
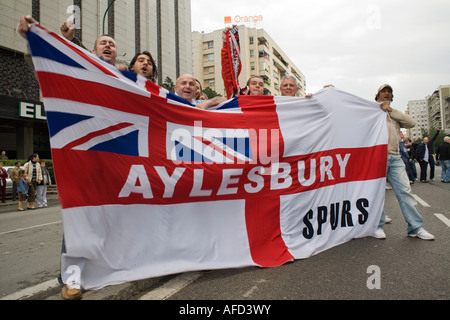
[{"xmin": 102, "ymin": 0, "xmax": 117, "ymax": 35}]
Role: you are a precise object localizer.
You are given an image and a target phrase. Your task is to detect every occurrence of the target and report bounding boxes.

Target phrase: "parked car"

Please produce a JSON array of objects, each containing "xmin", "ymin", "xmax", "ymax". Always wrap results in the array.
[{"xmin": 4, "ymin": 166, "xmax": 24, "ymax": 199}]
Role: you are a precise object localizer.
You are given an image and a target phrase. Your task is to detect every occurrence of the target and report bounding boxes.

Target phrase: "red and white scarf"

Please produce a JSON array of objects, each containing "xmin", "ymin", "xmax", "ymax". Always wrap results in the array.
[{"xmin": 224, "ymin": 26, "xmax": 244, "ymax": 97}]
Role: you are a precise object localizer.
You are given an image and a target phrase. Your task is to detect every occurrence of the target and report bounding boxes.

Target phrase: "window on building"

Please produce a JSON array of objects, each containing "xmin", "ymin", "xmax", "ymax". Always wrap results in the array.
[
  {"xmin": 207, "ymin": 54, "xmax": 214, "ymax": 62},
  {"xmin": 259, "ymin": 50, "xmax": 269, "ymax": 59},
  {"xmin": 273, "ymin": 70, "xmax": 279, "ymax": 80},
  {"xmin": 204, "ymin": 67, "xmax": 215, "ymax": 74}
]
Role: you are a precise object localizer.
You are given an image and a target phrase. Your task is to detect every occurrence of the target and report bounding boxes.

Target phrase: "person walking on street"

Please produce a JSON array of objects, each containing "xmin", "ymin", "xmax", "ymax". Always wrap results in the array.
[
  {"xmin": 17, "ymin": 170, "xmax": 29, "ymax": 212},
  {"xmin": 436, "ymin": 136, "xmax": 450, "ymax": 183},
  {"xmin": 416, "ymin": 137, "xmax": 430, "ymax": 182},
  {"xmin": 10, "ymin": 162, "xmax": 21, "ymax": 201},
  {"xmin": 0, "ymin": 162, "xmax": 7, "ymax": 203},
  {"xmin": 37, "ymin": 160, "xmax": 52, "ymax": 208},
  {"xmin": 399, "ymin": 132, "xmax": 414, "ymax": 183},
  {"xmin": 427, "ymin": 129, "xmax": 440, "ymax": 181},
  {"xmin": 23, "ymin": 153, "xmax": 42, "ymax": 210},
  {"xmin": 373, "ymin": 84, "xmax": 434, "ymax": 241},
  {"xmin": 404, "ymin": 136, "xmax": 417, "ymax": 182}
]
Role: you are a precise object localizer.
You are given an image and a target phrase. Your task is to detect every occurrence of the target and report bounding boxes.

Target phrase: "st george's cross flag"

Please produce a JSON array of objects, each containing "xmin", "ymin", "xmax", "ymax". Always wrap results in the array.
[{"xmin": 25, "ymin": 24, "xmax": 388, "ymax": 290}]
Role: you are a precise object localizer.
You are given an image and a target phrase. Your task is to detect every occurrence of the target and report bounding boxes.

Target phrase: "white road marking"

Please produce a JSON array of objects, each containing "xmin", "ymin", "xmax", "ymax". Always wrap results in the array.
[
  {"xmin": 243, "ymin": 279, "xmax": 268, "ymax": 298},
  {"xmin": 139, "ymin": 272, "xmax": 203, "ymax": 300},
  {"xmin": 0, "ymin": 221, "xmax": 62, "ymax": 236},
  {"xmin": 412, "ymin": 194, "xmax": 431, "ymax": 207},
  {"xmin": 0, "ymin": 278, "xmax": 59, "ymax": 300},
  {"xmin": 243, "ymin": 285, "xmax": 258, "ymax": 298},
  {"xmin": 434, "ymin": 214, "xmax": 450, "ymax": 228}
]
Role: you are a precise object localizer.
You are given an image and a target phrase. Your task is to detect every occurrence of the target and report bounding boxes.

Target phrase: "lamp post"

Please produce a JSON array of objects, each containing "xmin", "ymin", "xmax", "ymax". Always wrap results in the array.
[{"xmin": 102, "ymin": 0, "xmax": 117, "ymax": 35}]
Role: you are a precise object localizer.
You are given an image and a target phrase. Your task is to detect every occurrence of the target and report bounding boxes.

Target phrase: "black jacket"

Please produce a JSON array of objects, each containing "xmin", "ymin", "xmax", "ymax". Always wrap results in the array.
[
  {"xmin": 416, "ymin": 143, "xmax": 427, "ymax": 162},
  {"xmin": 436, "ymin": 142, "xmax": 450, "ymax": 161}
]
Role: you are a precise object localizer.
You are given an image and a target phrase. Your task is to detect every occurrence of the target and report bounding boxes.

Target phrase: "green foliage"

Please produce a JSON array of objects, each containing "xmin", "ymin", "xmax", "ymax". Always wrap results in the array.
[
  {"xmin": 1, "ymin": 159, "xmax": 56, "ymax": 184},
  {"xmin": 203, "ymin": 87, "xmax": 222, "ymax": 99},
  {"xmin": 161, "ymin": 76, "xmax": 175, "ymax": 92}
]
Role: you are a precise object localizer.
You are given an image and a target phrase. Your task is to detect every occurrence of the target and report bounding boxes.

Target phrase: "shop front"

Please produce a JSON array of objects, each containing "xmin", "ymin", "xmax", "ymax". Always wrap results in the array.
[{"xmin": 0, "ymin": 95, "xmax": 51, "ymax": 160}]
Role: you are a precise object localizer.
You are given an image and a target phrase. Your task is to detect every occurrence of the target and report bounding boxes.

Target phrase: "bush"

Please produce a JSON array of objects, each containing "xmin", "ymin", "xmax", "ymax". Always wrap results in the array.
[{"xmin": 1, "ymin": 159, "xmax": 56, "ymax": 185}]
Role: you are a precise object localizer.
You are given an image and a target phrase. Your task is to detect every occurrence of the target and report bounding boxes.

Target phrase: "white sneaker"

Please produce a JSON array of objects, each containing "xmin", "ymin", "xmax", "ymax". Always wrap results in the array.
[
  {"xmin": 408, "ymin": 228, "xmax": 435, "ymax": 240},
  {"xmin": 373, "ymin": 228, "xmax": 386, "ymax": 239},
  {"xmin": 385, "ymin": 216, "xmax": 392, "ymax": 224}
]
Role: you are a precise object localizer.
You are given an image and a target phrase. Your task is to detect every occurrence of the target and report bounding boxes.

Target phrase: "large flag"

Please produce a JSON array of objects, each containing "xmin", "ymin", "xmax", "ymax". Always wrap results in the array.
[{"xmin": 26, "ymin": 24, "xmax": 388, "ymax": 291}]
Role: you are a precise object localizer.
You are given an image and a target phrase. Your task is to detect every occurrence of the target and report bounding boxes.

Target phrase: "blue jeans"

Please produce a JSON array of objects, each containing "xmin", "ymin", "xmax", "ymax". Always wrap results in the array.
[
  {"xmin": 441, "ymin": 160, "xmax": 450, "ymax": 182},
  {"xmin": 379, "ymin": 154, "xmax": 423, "ymax": 234}
]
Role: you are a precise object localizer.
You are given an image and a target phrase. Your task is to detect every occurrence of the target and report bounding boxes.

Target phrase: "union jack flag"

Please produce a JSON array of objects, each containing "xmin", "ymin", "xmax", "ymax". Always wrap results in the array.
[{"xmin": 167, "ymin": 122, "xmax": 253, "ymax": 163}]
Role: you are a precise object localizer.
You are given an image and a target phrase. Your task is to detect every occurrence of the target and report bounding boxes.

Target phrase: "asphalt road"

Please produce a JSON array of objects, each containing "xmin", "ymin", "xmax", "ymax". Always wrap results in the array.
[
  {"xmin": 166, "ymin": 175, "xmax": 450, "ymax": 300},
  {"xmin": 0, "ymin": 197, "xmax": 63, "ymax": 298},
  {"xmin": 0, "ymin": 165, "xmax": 448, "ymax": 301}
]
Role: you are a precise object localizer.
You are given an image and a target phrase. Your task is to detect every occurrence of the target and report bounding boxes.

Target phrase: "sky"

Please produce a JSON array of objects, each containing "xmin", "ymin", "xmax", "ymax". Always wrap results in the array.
[{"xmin": 191, "ymin": 0, "xmax": 450, "ymax": 112}]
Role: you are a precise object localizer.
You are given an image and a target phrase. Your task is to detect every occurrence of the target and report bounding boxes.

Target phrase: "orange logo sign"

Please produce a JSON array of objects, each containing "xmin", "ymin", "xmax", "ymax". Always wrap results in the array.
[{"xmin": 224, "ymin": 15, "xmax": 263, "ymax": 25}]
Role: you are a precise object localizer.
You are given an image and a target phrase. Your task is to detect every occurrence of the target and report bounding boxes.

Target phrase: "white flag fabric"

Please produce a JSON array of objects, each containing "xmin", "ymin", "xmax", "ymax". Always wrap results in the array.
[{"xmin": 26, "ymin": 24, "xmax": 388, "ymax": 290}]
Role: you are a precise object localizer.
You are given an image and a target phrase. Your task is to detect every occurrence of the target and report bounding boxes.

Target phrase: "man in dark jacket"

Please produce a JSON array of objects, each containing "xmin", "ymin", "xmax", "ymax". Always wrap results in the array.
[
  {"xmin": 427, "ymin": 130, "xmax": 440, "ymax": 180},
  {"xmin": 404, "ymin": 136, "xmax": 417, "ymax": 182},
  {"xmin": 416, "ymin": 137, "xmax": 430, "ymax": 182},
  {"xmin": 400, "ymin": 133, "xmax": 414, "ymax": 183},
  {"xmin": 436, "ymin": 136, "xmax": 450, "ymax": 183},
  {"xmin": 416, "ymin": 130, "xmax": 440, "ymax": 182}
]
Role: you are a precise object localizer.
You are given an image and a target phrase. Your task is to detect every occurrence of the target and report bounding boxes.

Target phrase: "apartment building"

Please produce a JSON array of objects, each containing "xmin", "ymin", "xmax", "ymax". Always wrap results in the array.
[
  {"xmin": 192, "ymin": 25, "xmax": 306, "ymax": 98},
  {"xmin": 0, "ymin": 0, "xmax": 192, "ymax": 159},
  {"xmin": 407, "ymin": 99, "xmax": 428, "ymax": 141},
  {"xmin": 426, "ymin": 85, "xmax": 450, "ymax": 133}
]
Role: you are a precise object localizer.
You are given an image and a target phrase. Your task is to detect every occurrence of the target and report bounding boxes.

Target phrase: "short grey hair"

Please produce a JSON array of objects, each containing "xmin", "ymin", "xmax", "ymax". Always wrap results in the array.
[
  {"xmin": 444, "ymin": 136, "xmax": 450, "ymax": 142},
  {"xmin": 280, "ymin": 76, "xmax": 298, "ymax": 87}
]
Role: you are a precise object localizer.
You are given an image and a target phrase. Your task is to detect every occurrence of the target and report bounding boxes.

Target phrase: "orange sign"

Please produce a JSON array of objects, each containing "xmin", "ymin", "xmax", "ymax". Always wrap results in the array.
[{"xmin": 224, "ymin": 15, "xmax": 263, "ymax": 25}]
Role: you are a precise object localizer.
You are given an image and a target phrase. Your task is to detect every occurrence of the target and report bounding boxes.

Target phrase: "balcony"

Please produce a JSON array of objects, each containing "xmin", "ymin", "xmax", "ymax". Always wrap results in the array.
[
  {"xmin": 273, "ymin": 47, "xmax": 289, "ymax": 69},
  {"xmin": 258, "ymin": 36, "xmax": 269, "ymax": 48}
]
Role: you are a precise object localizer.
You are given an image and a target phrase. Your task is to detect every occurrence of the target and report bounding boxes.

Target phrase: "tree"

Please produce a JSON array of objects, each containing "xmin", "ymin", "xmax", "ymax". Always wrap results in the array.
[
  {"xmin": 161, "ymin": 77, "xmax": 175, "ymax": 92},
  {"xmin": 203, "ymin": 87, "xmax": 222, "ymax": 99}
]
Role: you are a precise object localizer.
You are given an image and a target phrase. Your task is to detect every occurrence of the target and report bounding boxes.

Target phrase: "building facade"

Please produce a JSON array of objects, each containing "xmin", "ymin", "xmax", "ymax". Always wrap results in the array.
[
  {"xmin": 0, "ymin": 0, "xmax": 192, "ymax": 159},
  {"xmin": 426, "ymin": 85, "xmax": 450, "ymax": 133},
  {"xmin": 192, "ymin": 26, "xmax": 306, "ymax": 98},
  {"xmin": 407, "ymin": 99, "xmax": 428, "ymax": 141}
]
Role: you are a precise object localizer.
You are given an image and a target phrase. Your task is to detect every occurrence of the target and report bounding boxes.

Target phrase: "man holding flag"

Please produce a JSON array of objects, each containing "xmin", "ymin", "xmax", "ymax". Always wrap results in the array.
[{"xmin": 373, "ymin": 84, "xmax": 434, "ymax": 240}]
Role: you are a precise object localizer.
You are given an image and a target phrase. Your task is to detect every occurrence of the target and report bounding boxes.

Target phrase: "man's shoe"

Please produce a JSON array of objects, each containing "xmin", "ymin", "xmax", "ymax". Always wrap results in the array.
[
  {"xmin": 61, "ymin": 285, "xmax": 82, "ymax": 300},
  {"xmin": 385, "ymin": 216, "xmax": 392, "ymax": 224},
  {"xmin": 408, "ymin": 228, "xmax": 435, "ymax": 241},
  {"xmin": 373, "ymin": 228, "xmax": 386, "ymax": 239}
]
